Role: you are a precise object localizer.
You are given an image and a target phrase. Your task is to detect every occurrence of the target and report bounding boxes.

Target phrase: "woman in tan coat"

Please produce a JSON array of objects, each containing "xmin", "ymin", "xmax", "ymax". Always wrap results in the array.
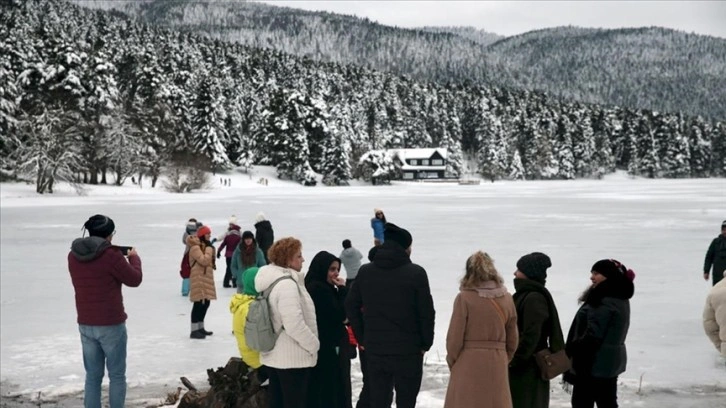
[
  {"xmin": 444, "ymin": 251, "xmax": 518, "ymax": 408},
  {"xmin": 187, "ymin": 225, "xmax": 217, "ymax": 339}
]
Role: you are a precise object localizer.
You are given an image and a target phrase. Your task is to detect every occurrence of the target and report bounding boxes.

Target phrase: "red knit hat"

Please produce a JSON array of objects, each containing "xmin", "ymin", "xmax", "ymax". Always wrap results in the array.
[{"xmin": 196, "ymin": 225, "xmax": 211, "ymax": 238}]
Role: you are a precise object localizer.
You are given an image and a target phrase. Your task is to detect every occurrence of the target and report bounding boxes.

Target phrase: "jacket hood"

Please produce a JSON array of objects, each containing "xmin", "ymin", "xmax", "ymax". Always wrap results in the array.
[
  {"xmin": 70, "ymin": 236, "xmax": 112, "ymax": 262},
  {"xmin": 254, "ymin": 220, "xmax": 272, "ymax": 231},
  {"xmin": 229, "ymin": 293, "xmax": 255, "ymax": 314},
  {"xmin": 463, "ymin": 280, "xmax": 509, "ymax": 298},
  {"xmin": 305, "ymin": 251, "xmax": 340, "ymax": 287},
  {"xmin": 372, "ymin": 241, "xmax": 412, "ymax": 269},
  {"xmin": 255, "ymin": 264, "xmax": 301, "ymax": 293},
  {"xmin": 583, "ymin": 275, "xmax": 634, "ymax": 306},
  {"xmin": 229, "ymin": 225, "xmax": 242, "ymax": 232},
  {"xmin": 340, "ymin": 247, "xmax": 360, "ymax": 262},
  {"xmin": 186, "ymin": 235, "xmax": 201, "ymax": 247}
]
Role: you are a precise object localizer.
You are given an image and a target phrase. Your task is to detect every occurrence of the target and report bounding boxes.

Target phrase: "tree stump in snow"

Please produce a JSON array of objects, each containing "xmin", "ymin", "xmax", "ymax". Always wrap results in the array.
[{"xmin": 178, "ymin": 357, "xmax": 268, "ymax": 408}]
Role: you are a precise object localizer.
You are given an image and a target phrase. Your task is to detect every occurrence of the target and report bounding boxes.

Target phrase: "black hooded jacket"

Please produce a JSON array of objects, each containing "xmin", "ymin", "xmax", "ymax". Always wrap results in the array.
[
  {"xmin": 565, "ymin": 277, "xmax": 634, "ymax": 379},
  {"xmin": 254, "ymin": 220, "xmax": 274, "ymax": 256},
  {"xmin": 304, "ymin": 251, "xmax": 348, "ymax": 350},
  {"xmin": 345, "ymin": 241, "xmax": 435, "ymax": 355}
]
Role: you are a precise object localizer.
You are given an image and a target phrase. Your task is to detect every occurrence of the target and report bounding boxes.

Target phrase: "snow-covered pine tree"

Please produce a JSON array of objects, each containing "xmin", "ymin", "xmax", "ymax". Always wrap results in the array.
[
  {"xmin": 634, "ymin": 113, "xmax": 660, "ymax": 178},
  {"xmin": 711, "ymin": 121, "xmax": 726, "ymax": 177},
  {"xmin": 657, "ymin": 112, "xmax": 690, "ymax": 178},
  {"xmin": 192, "ymin": 74, "xmax": 230, "ymax": 172},
  {"xmin": 570, "ymin": 109, "xmax": 596, "ymax": 177},
  {"xmin": 686, "ymin": 115, "xmax": 711, "ymax": 178},
  {"xmin": 508, "ymin": 150, "xmax": 525, "ymax": 180},
  {"xmin": 320, "ymin": 130, "xmax": 352, "ymax": 186},
  {"xmin": 263, "ymin": 88, "xmax": 316, "ymax": 185},
  {"xmin": 554, "ymin": 115, "xmax": 576, "ymax": 179}
]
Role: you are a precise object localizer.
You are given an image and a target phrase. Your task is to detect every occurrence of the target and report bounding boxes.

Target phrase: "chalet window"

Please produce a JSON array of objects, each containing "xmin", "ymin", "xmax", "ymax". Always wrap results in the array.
[
  {"xmin": 422, "ymin": 159, "xmax": 429, "ymax": 165},
  {"xmin": 403, "ymin": 173, "xmax": 414, "ymax": 180},
  {"xmin": 432, "ymin": 159, "xmax": 443, "ymax": 165},
  {"xmin": 410, "ymin": 159, "xmax": 418, "ymax": 165},
  {"xmin": 428, "ymin": 172, "xmax": 438, "ymax": 178}
]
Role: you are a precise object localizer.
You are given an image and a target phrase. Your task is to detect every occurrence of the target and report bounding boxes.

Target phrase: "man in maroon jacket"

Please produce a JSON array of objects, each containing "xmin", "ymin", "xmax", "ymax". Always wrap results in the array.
[{"xmin": 68, "ymin": 214, "xmax": 143, "ymax": 408}]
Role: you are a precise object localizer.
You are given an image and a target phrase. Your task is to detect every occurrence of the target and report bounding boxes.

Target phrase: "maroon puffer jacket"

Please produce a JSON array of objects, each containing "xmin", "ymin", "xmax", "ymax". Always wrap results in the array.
[{"xmin": 68, "ymin": 237, "xmax": 143, "ymax": 325}]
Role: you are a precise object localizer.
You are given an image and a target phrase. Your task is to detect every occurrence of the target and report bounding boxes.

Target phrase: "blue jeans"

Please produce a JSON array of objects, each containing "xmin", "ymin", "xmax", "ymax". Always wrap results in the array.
[{"xmin": 79, "ymin": 323, "xmax": 128, "ymax": 408}]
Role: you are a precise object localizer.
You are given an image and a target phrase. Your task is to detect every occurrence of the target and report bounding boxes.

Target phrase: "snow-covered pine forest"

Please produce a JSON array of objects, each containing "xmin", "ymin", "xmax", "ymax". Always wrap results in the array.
[
  {"xmin": 1, "ymin": 0, "xmax": 725, "ymax": 193},
  {"xmin": 75, "ymin": 0, "xmax": 726, "ymax": 120}
]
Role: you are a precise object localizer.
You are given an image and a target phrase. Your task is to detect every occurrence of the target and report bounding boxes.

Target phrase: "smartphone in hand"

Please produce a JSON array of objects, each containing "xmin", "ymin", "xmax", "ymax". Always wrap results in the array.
[{"xmin": 116, "ymin": 246, "xmax": 133, "ymax": 256}]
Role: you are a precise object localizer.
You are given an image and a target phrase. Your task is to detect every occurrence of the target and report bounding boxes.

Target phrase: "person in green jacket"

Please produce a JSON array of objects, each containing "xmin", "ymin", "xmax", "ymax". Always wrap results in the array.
[
  {"xmin": 509, "ymin": 252, "xmax": 565, "ymax": 408},
  {"xmin": 704, "ymin": 220, "xmax": 726, "ymax": 286},
  {"xmin": 231, "ymin": 231, "xmax": 267, "ymax": 293}
]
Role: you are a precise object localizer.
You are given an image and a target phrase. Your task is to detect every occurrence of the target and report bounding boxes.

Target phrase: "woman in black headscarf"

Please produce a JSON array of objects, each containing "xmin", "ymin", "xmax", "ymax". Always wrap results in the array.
[
  {"xmin": 304, "ymin": 251, "xmax": 351, "ymax": 408},
  {"xmin": 509, "ymin": 252, "xmax": 565, "ymax": 408},
  {"xmin": 564, "ymin": 259, "xmax": 636, "ymax": 408}
]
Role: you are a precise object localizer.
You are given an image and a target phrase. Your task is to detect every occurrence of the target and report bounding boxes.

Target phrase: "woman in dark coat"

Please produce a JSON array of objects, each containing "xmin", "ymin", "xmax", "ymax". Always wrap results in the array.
[
  {"xmin": 304, "ymin": 251, "xmax": 351, "ymax": 408},
  {"xmin": 564, "ymin": 259, "xmax": 636, "ymax": 408},
  {"xmin": 509, "ymin": 252, "xmax": 565, "ymax": 408}
]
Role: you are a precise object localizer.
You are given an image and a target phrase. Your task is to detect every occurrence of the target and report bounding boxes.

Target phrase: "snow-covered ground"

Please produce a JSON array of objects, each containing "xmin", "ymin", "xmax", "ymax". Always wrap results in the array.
[{"xmin": 1, "ymin": 167, "xmax": 725, "ymax": 407}]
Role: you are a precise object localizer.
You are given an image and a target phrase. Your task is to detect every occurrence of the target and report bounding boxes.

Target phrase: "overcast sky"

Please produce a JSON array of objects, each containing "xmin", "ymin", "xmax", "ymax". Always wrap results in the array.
[{"xmin": 256, "ymin": 1, "xmax": 726, "ymax": 38}]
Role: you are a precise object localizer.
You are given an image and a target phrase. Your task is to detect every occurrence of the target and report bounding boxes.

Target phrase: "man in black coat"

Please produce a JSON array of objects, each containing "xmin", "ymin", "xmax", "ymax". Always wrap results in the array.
[
  {"xmin": 704, "ymin": 220, "xmax": 726, "ymax": 286},
  {"xmin": 345, "ymin": 223, "xmax": 435, "ymax": 408},
  {"xmin": 254, "ymin": 212, "xmax": 274, "ymax": 263}
]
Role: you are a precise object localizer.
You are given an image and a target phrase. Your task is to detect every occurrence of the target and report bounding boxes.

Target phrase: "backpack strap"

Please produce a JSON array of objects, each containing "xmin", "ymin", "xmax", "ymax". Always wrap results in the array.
[{"xmin": 260, "ymin": 275, "xmax": 294, "ymax": 300}]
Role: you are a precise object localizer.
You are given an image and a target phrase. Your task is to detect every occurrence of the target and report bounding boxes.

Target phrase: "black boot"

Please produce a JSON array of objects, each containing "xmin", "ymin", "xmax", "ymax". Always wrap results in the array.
[
  {"xmin": 201, "ymin": 323, "xmax": 213, "ymax": 336},
  {"xmin": 190, "ymin": 329, "xmax": 206, "ymax": 339}
]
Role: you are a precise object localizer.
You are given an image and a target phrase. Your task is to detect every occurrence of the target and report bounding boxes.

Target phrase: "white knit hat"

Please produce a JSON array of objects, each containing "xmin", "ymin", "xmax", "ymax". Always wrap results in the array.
[
  {"xmin": 229, "ymin": 215, "xmax": 238, "ymax": 225},
  {"xmin": 255, "ymin": 212, "xmax": 266, "ymax": 223}
]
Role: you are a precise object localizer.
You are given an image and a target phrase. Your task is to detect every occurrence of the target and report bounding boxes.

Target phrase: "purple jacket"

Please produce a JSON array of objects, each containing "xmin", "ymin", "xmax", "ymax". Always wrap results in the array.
[{"xmin": 218, "ymin": 226, "xmax": 242, "ymax": 258}]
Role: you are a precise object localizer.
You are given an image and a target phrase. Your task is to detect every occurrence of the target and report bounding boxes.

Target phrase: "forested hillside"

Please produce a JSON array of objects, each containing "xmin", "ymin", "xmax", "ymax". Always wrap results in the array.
[
  {"xmin": 72, "ymin": 0, "xmax": 726, "ymax": 120},
  {"xmin": 1, "ymin": 0, "xmax": 724, "ymax": 195}
]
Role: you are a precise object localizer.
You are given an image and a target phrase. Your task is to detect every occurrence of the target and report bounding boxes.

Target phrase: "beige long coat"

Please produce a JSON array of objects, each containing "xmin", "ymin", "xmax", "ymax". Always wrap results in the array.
[
  {"xmin": 187, "ymin": 235, "xmax": 217, "ymax": 302},
  {"xmin": 703, "ymin": 278, "xmax": 726, "ymax": 357},
  {"xmin": 444, "ymin": 282, "xmax": 518, "ymax": 408}
]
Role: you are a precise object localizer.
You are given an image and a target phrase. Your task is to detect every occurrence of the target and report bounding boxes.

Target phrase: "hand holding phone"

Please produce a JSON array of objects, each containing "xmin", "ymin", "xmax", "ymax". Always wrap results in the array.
[{"xmin": 117, "ymin": 246, "xmax": 133, "ymax": 256}]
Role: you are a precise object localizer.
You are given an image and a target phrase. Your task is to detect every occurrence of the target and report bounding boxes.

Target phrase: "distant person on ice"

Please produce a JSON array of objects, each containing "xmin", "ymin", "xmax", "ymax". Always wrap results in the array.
[
  {"xmin": 703, "ymin": 220, "xmax": 726, "ymax": 285},
  {"xmin": 370, "ymin": 209, "xmax": 386, "ymax": 246},
  {"xmin": 68, "ymin": 214, "xmax": 143, "ymax": 408},
  {"xmin": 254, "ymin": 212, "xmax": 275, "ymax": 263},
  {"xmin": 339, "ymin": 239, "xmax": 363, "ymax": 290},
  {"xmin": 345, "ymin": 223, "xmax": 435, "ymax": 408},
  {"xmin": 703, "ymin": 277, "xmax": 726, "ymax": 360}
]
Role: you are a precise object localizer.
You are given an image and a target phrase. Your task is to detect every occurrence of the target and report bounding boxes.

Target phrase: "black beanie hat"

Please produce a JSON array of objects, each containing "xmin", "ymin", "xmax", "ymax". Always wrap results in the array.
[
  {"xmin": 592, "ymin": 259, "xmax": 636, "ymax": 282},
  {"xmin": 242, "ymin": 230, "xmax": 255, "ymax": 240},
  {"xmin": 516, "ymin": 252, "xmax": 552, "ymax": 284},
  {"xmin": 84, "ymin": 214, "xmax": 115, "ymax": 238},
  {"xmin": 384, "ymin": 223, "xmax": 412, "ymax": 249}
]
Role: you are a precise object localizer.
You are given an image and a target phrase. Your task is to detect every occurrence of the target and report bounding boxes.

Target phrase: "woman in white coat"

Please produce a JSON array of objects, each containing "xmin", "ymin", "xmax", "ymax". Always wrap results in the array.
[
  {"xmin": 254, "ymin": 237, "xmax": 319, "ymax": 408},
  {"xmin": 703, "ymin": 278, "xmax": 726, "ymax": 358}
]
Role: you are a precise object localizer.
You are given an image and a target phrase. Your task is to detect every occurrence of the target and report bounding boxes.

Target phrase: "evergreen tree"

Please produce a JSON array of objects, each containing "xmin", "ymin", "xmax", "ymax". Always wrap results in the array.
[
  {"xmin": 554, "ymin": 115, "xmax": 575, "ymax": 179},
  {"xmin": 320, "ymin": 131, "xmax": 352, "ymax": 186},
  {"xmin": 192, "ymin": 74, "xmax": 230, "ymax": 171}
]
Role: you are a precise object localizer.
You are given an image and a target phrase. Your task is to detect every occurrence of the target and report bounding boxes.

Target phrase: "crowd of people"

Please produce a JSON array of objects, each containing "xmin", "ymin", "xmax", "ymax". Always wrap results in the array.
[{"xmin": 66, "ymin": 213, "xmax": 726, "ymax": 408}]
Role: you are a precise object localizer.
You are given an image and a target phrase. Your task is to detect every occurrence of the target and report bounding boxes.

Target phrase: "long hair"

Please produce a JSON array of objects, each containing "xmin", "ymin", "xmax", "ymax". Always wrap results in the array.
[{"xmin": 461, "ymin": 251, "xmax": 503, "ymax": 288}]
